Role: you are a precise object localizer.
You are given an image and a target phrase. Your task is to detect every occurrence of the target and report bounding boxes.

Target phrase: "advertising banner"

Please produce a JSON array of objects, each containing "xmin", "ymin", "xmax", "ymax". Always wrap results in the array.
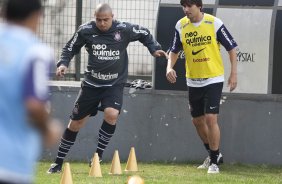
[{"xmin": 216, "ymin": 8, "xmax": 272, "ymax": 94}]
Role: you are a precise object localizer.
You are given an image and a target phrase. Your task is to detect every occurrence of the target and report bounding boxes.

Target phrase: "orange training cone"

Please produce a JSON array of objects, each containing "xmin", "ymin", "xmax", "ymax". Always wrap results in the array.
[
  {"xmin": 109, "ymin": 150, "xmax": 122, "ymax": 175},
  {"xmin": 60, "ymin": 162, "xmax": 73, "ymax": 184},
  {"xmin": 89, "ymin": 153, "xmax": 102, "ymax": 177},
  {"xmin": 125, "ymin": 147, "xmax": 138, "ymax": 172}
]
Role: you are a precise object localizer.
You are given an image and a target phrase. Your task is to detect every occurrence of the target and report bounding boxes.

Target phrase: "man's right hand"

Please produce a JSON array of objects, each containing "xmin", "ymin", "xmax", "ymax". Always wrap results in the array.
[
  {"xmin": 56, "ymin": 65, "xmax": 67, "ymax": 77},
  {"xmin": 166, "ymin": 68, "xmax": 177, "ymax": 83}
]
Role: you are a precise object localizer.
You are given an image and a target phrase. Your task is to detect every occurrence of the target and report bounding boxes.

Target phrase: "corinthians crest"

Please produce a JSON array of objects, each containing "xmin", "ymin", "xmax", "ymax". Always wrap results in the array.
[{"xmin": 114, "ymin": 31, "xmax": 121, "ymax": 41}]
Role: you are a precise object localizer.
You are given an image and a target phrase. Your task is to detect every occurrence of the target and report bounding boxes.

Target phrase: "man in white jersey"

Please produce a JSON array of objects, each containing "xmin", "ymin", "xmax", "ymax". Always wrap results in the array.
[
  {"xmin": 0, "ymin": 0, "xmax": 60, "ymax": 183},
  {"xmin": 166, "ymin": 0, "xmax": 238, "ymax": 174}
]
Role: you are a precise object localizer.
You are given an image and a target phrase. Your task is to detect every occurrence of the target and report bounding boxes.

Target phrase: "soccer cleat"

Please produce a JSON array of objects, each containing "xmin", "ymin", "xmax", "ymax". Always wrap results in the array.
[
  {"xmin": 207, "ymin": 163, "xmax": 220, "ymax": 174},
  {"xmin": 47, "ymin": 163, "xmax": 62, "ymax": 174},
  {"xmin": 217, "ymin": 153, "xmax": 223, "ymax": 164},
  {"xmin": 197, "ymin": 156, "xmax": 211, "ymax": 169},
  {"xmin": 197, "ymin": 153, "xmax": 223, "ymax": 169}
]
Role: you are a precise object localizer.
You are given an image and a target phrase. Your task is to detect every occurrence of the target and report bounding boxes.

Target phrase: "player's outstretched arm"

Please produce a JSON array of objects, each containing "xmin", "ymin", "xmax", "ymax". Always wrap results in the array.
[
  {"xmin": 153, "ymin": 50, "xmax": 169, "ymax": 59},
  {"xmin": 56, "ymin": 64, "xmax": 67, "ymax": 77},
  {"xmin": 166, "ymin": 51, "xmax": 179, "ymax": 84}
]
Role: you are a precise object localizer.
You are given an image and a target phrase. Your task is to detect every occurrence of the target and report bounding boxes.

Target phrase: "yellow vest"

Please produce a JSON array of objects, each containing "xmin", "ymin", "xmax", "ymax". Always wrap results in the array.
[{"xmin": 180, "ymin": 14, "xmax": 224, "ymax": 78}]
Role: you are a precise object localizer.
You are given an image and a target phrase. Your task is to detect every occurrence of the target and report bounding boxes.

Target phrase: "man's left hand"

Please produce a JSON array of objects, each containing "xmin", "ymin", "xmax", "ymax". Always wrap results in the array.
[{"xmin": 228, "ymin": 73, "xmax": 237, "ymax": 92}]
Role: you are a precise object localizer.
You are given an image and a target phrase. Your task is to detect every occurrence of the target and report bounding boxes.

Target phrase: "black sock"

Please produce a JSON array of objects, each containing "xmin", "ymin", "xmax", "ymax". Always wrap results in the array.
[
  {"xmin": 204, "ymin": 143, "xmax": 210, "ymax": 154},
  {"xmin": 96, "ymin": 120, "xmax": 116, "ymax": 159},
  {"xmin": 55, "ymin": 128, "xmax": 78, "ymax": 165},
  {"xmin": 210, "ymin": 149, "xmax": 220, "ymax": 165}
]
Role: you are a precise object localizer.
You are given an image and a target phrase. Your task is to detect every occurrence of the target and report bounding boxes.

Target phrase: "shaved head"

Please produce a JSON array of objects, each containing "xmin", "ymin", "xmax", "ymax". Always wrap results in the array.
[
  {"xmin": 95, "ymin": 3, "xmax": 112, "ymax": 14},
  {"xmin": 94, "ymin": 3, "xmax": 113, "ymax": 32}
]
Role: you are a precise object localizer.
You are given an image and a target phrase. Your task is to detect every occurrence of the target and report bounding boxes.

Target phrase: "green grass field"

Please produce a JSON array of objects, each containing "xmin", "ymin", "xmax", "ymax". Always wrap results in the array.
[{"xmin": 36, "ymin": 162, "xmax": 282, "ymax": 184}]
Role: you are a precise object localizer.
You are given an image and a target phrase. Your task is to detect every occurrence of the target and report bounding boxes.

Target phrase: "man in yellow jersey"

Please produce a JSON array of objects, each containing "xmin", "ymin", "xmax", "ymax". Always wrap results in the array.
[{"xmin": 166, "ymin": 0, "xmax": 237, "ymax": 174}]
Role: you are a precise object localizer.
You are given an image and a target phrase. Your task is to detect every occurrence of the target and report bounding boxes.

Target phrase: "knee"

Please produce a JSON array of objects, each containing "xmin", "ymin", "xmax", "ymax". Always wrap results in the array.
[
  {"xmin": 192, "ymin": 116, "xmax": 205, "ymax": 127},
  {"xmin": 104, "ymin": 108, "xmax": 119, "ymax": 124},
  {"xmin": 68, "ymin": 119, "xmax": 85, "ymax": 131},
  {"xmin": 205, "ymin": 114, "xmax": 217, "ymax": 127},
  {"xmin": 192, "ymin": 119, "xmax": 199, "ymax": 126}
]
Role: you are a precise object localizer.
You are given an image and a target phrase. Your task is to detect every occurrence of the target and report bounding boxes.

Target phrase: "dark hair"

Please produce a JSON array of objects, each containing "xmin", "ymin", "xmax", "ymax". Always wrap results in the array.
[
  {"xmin": 180, "ymin": 0, "xmax": 203, "ymax": 8},
  {"xmin": 2, "ymin": 0, "xmax": 42, "ymax": 21}
]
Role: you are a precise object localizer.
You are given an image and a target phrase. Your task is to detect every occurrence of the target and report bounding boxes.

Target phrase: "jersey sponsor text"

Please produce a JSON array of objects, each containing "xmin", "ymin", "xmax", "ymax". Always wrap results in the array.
[
  {"xmin": 132, "ymin": 27, "xmax": 148, "ymax": 35},
  {"xmin": 68, "ymin": 33, "xmax": 78, "ymax": 51},
  {"xmin": 91, "ymin": 71, "xmax": 119, "ymax": 80},
  {"xmin": 220, "ymin": 27, "xmax": 233, "ymax": 46},
  {"xmin": 185, "ymin": 31, "xmax": 212, "ymax": 46},
  {"xmin": 193, "ymin": 57, "xmax": 210, "ymax": 62},
  {"xmin": 92, "ymin": 44, "xmax": 120, "ymax": 60}
]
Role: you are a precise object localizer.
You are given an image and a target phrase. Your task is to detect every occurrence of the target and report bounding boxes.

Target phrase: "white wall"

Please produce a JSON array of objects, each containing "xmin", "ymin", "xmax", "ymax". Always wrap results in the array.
[{"xmin": 217, "ymin": 8, "xmax": 272, "ymax": 94}]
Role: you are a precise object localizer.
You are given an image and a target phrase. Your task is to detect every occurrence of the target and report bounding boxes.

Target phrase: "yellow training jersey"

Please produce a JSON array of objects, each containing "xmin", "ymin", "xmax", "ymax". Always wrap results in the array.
[{"xmin": 179, "ymin": 14, "xmax": 224, "ymax": 79}]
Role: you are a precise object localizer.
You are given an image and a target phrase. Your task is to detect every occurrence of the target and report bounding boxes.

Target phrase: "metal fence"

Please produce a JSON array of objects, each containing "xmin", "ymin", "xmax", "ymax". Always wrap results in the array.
[{"xmin": 39, "ymin": 0, "xmax": 160, "ymax": 81}]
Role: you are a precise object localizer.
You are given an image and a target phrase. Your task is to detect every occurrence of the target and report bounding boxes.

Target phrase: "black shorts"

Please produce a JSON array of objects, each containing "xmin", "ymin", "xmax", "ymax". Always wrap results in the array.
[
  {"xmin": 70, "ymin": 83, "xmax": 125, "ymax": 120},
  {"xmin": 188, "ymin": 82, "xmax": 223, "ymax": 118}
]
